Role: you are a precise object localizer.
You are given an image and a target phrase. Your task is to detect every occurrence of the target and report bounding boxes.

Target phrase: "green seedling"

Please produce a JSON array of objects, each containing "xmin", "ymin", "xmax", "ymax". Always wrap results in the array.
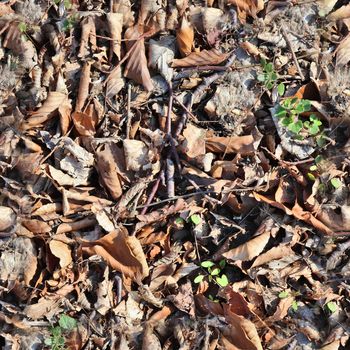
[
  {"xmin": 276, "ymin": 97, "xmax": 325, "ymax": 142},
  {"xmin": 330, "ymin": 178, "xmax": 342, "ymax": 189},
  {"xmin": 194, "ymin": 259, "xmax": 229, "ymax": 287},
  {"xmin": 190, "ymin": 214, "xmax": 201, "ymax": 226},
  {"xmin": 45, "ymin": 314, "xmax": 77, "ymax": 350},
  {"xmin": 278, "ymin": 290, "xmax": 299, "ymax": 312},
  {"xmin": 325, "ymin": 301, "xmax": 337, "ymax": 313},
  {"xmin": 258, "ymin": 59, "xmax": 285, "ymax": 95}
]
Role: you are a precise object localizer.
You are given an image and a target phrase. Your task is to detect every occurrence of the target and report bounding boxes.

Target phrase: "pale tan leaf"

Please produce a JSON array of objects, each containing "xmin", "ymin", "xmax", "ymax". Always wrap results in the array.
[
  {"xmin": 106, "ymin": 66, "xmax": 125, "ymax": 101},
  {"xmin": 319, "ymin": 0, "xmax": 338, "ymax": 16},
  {"xmin": 112, "ymin": 0, "xmax": 135, "ymax": 27},
  {"xmin": 0, "ymin": 206, "xmax": 16, "ymax": 232},
  {"xmin": 328, "ymin": 3, "xmax": 350, "ymax": 21},
  {"xmin": 124, "ymin": 24, "xmax": 154, "ymax": 91},
  {"xmin": 267, "ymin": 296, "xmax": 294, "ymax": 323},
  {"xmin": 0, "ymin": 3, "xmax": 14, "ymax": 16},
  {"xmin": 78, "ymin": 16, "xmax": 97, "ymax": 58},
  {"xmin": 49, "ymin": 239, "xmax": 73, "ymax": 268},
  {"xmin": 251, "ymin": 245, "xmax": 294, "ymax": 268},
  {"xmin": 22, "ymin": 219, "xmax": 51, "ymax": 234},
  {"xmin": 81, "ymin": 226, "xmax": 149, "ymax": 280},
  {"xmin": 56, "ymin": 217, "xmax": 97, "ymax": 234},
  {"xmin": 72, "ymin": 102, "xmax": 99, "ymax": 136},
  {"xmin": 123, "ymin": 139, "xmax": 149, "ymax": 171},
  {"xmin": 335, "ymin": 34, "xmax": 350, "ymax": 66},
  {"xmin": 227, "ymin": 0, "xmax": 264, "ymax": 22},
  {"xmin": 223, "ymin": 230, "xmax": 271, "ymax": 262},
  {"xmin": 181, "ymin": 123, "xmax": 206, "ymax": 158},
  {"xmin": 172, "ymin": 49, "xmax": 229, "ymax": 67},
  {"xmin": 107, "ymin": 12, "xmax": 123, "ymax": 60},
  {"xmin": 94, "ymin": 266, "xmax": 114, "ymax": 315},
  {"xmin": 176, "ymin": 16, "xmax": 194, "ymax": 57},
  {"xmin": 240, "ymin": 41, "xmax": 268, "ymax": 59}
]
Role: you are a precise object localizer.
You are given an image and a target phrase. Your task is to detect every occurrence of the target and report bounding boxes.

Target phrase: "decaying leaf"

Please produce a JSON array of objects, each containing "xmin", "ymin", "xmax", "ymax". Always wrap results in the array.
[
  {"xmin": 49, "ymin": 239, "xmax": 73, "ymax": 268},
  {"xmin": 172, "ymin": 48, "xmax": 229, "ymax": 67},
  {"xmin": 176, "ymin": 15, "xmax": 194, "ymax": 57},
  {"xmin": 81, "ymin": 226, "xmax": 149, "ymax": 280},
  {"xmin": 107, "ymin": 12, "xmax": 123, "ymax": 60}
]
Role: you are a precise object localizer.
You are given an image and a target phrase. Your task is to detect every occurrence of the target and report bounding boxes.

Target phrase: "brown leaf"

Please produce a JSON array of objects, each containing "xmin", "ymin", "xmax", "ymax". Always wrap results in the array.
[
  {"xmin": 81, "ymin": 226, "xmax": 149, "ymax": 280},
  {"xmin": 78, "ymin": 16, "xmax": 97, "ymax": 58},
  {"xmin": 75, "ymin": 62, "xmax": 91, "ymax": 112},
  {"xmin": 24, "ymin": 92, "xmax": 71, "ymax": 129},
  {"xmin": 107, "ymin": 12, "xmax": 123, "ymax": 60},
  {"xmin": 172, "ymin": 49, "xmax": 229, "ymax": 67},
  {"xmin": 0, "ymin": 206, "xmax": 16, "ymax": 232},
  {"xmin": 124, "ymin": 24, "xmax": 154, "ymax": 91},
  {"xmin": 206, "ymin": 135, "xmax": 256, "ymax": 155},
  {"xmin": 95, "ymin": 143, "xmax": 125, "ymax": 200},
  {"xmin": 240, "ymin": 41, "xmax": 268, "ymax": 59},
  {"xmin": 49, "ymin": 239, "xmax": 73, "ymax": 268},
  {"xmin": 22, "ymin": 219, "xmax": 51, "ymax": 234},
  {"xmin": 267, "ymin": 296, "xmax": 294, "ymax": 323},
  {"xmin": 223, "ymin": 305, "xmax": 263, "ymax": 350},
  {"xmin": 72, "ymin": 105, "xmax": 98, "ymax": 136},
  {"xmin": 181, "ymin": 123, "xmax": 206, "ymax": 158},
  {"xmin": 123, "ymin": 139, "xmax": 149, "ymax": 171},
  {"xmin": 327, "ymin": 3, "xmax": 350, "ymax": 21},
  {"xmin": 227, "ymin": 0, "xmax": 264, "ymax": 22},
  {"xmin": 176, "ymin": 16, "xmax": 194, "ymax": 57},
  {"xmin": 335, "ymin": 34, "xmax": 350, "ymax": 66}
]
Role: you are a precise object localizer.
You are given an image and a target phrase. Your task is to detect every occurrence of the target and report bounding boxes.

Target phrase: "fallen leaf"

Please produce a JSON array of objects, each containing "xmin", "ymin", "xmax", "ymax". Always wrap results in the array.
[
  {"xmin": 123, "ymin": 139, "xmax": 149, "ymax": 171},
  {"xmin": 181, "ymin": 123, "xmax": 206, "ymax": 158},
  {"xmin": 176, "ymin": 15, "xmax": 194, "ymax": 57},
  {"xmin": 49, "ymin": 239, "xmax": 73, "ymax": 268},
  {"xmin": 0, "ymin": 206, "xmax": 16, "ymax": 232},
  {"xmin": 172, "ymin": 48, "xmax": 229, "ymax": 67},
  {"xmin": 335, "ymin": 34, "xmax": 350, "ymax": 66},
  {"xmin": 328, "ymin": 3, "xmax": 350, "ymax": 21},
  {"xmin": 81, "ymin": 226, "xmax": 149, "ymax": 280},
  {"xmin": 75, "ymin": 62, "xmax": 91, "ymax": 112},
  {"xmin": 206, "ymin": 135, "xmax": 257, "ymax": 155},
  {"xmin": 107, "ymin": 12, "xmax": 123, "ymax": 60},
  {"xmin": 124, "ymin": 24, "xmax": 154, "ymax": 91}
]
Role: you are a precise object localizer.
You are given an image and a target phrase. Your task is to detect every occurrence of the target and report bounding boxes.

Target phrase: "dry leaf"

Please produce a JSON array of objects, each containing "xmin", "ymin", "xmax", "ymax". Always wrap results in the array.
[
  {"xmin": 81, "ymin": 226, "xmax": 149, "ymax": 280},
  {"xmin": 176, "ymin": 16, "xmax": 194, "ymax": 57},
  {"xmin": 328, "ymin": 3, "xmax": 350, "ymax": 21},
  {"xmin": 49, "ymin": 239, "xmax": 73, "ymax": 268},
  {"xmin": 0, "ymin": 206, "xmax": 16, "ymax": 232},
  {"xmin": 106, "ymin": 66, "xmax": 125, "ymax": 101},
  {"xmin": 227, "ymin": 0, "xmax": 264, "ymax": 22},
  {"xmin": 181, "ymin": 123, "xmax": 206, "ymax": 158},
  {"xmin": 72, "ymin": 101, "xmax": 99, "ymax": 136},
  {"xmin": 94, "ymin": 266, "xmax": 114, "ymax": 315},
  {"xmin": 172, "ymin": 49, "xmax": 229, "ymax": 67},
  {"xmin": 22, "ymin": 219, "xmax": 51, "ymax": 234},
  {"xmin": 78, "ymin": 16, "xmax": 97, "ymax": 58},
  {"xmin": 75, "ymin": 62, "xmax": 91, "ymax": 112},
  {"xmin": 107, "ymin": 12, "xmax": 123, "ymax": 60},
  {"xmin": 240, "ymin": 41, "xmax": 268, "ymax": 59},
  {"xmin": 124, "ymin": 24, "xmax": 154, "ymax": 91},
  {"xmin": 335, "ymin": 34, "xmax": 350, "ymax": 66},
  {"xmin": 95, "ymin": 143, "xmax": 124, "ymax": 200},
  {"xmin": 206, "ymin": 135, "xmax": 256, "ymax": 155},
  {"xmin": 123, "ymin": 139, "xmax": 149, "ymax": 171}
]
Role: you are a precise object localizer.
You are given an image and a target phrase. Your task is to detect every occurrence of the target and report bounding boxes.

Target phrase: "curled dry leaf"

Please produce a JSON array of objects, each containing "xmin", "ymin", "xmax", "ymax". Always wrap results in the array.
[
  {"xmin": 176, "ymin": 15, "xmax": 194, "ymax": 57},
  {"xmin": 124, "ymin": 24, "xmax": 154, "ymax": 91},
  {"xmin": 107, "ymin": 12, "xmax": 123, "ymax": 60},
  {"xmin": 75, "ymin": 62, "xmax": 91, "ymax": 112},
  {"xmin": 112, "ymin": 0, "xmax": 135, "ymax": 27},
  {"xmin": 106, "ymin": 66, "xmax": 125, "ymax": 101},
  {"xmin": 49, "ymin": 239, "xmax": 73, "ymax": 268},
  {"xmin": 172, "ymin": 48, "xmax": 229, "ymax": 67},
  {"xmin": 327, "ymin": 3, "xmax": 350, "ymax": 21},
  {"xmin": 81, "ymin": 226, "xmax": 149, "ymax": 280},
  {"xmin": 78, "ymin": 16, "xmax": 97, "ymax": 58},
  {"xmin": 335, "ymin": 34, "xmax": 350, "ymax": 66},
  {"xmin": 240, "ymin": 41, "xmax": 268, "ymax": 59},
  {"xmin": 72, "ymin": 102, "xmax": 99, "ymax": 137},
  {"xmin": 22, "ymin": 219, "xmax": 51, "ymax": 234},
  {"xmin": 181, "ymin": 123, "xmax": 206, "ymax": 158},
  {"xmin": 24, "ymin": 92, "xmax": 71, "ymax": 129},
  {"xmin": 95, "ymin": 143, "xmax": 124, "ymax": 200}
]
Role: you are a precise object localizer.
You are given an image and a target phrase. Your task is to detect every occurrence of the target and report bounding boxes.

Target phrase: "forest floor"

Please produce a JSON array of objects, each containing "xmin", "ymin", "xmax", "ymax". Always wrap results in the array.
[{"xmin": 1, "ymin": 0, "xmax": 350, "ymax": 349}]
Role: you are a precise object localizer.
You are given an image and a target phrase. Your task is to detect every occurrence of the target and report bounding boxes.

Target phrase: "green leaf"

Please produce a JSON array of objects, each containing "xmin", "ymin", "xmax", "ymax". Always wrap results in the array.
[
  {"xmin": 201, "ymin": 261, "xmax": 215, "ymax": 268},
  {"xmin": 190, "ymin": 214, "xmax": 201, "ymax": 225},
  {"xmin": 208, "ymin": 294, "xmax": 214, "ymax": 301},
  {"xmin": 257, "ymin": 74, "xmax": 266, "ymax": 82},
  {"xmin": 326, "ymin": 301, "xmax": 337, "ymax": 313},
  {"xmin": 316, "ymin": 135, "xmax": 326, "ymax": 147},
  {"xmin": 315, "ymin": 155, "xmax": 323, "ymax": 164},
  {"xmin": 18, "ymin": 22, "xmax": 27, "ymax": 33},
  {"xmin": 51, "ymin": 326, "xmax": 62, "ymax": 337},
  {"xmin": 330, "ymin": 178, "xmax": 342, "ymax": 189},
  {"xmin": 288, "ymin": 120, "xmax": 303, "ymax": 134},
  {"xmin": 194, "ymin": 274, "xmax": 204, "ymax": 283},
  {"xmin": 216, "ymin": 274, "xmax": 229, "ymax": 287},
  {"xmin": 58, "ymin": 314, "xmax": 77, "ymax": 331},
  {"xmin": 270, "ymin": 72, "xmax": 278, "ymax": 81},
  {"xmin": 44, "ymin": 338, "xmax": 52, "ymax": 346},
  {"xmin": 301, "ymin": 99, "xmax": 311, "ymax": 111},
  {"xmin": 211, "ymin": 268, "xmax": 221, "ymax": 276},
  {"xmin": 260, "ymin": 58, "xmax": 267, "ymax": 67},
  {"xmin": 219, "ymin": 259, "xmax": 226, "ymax": 269},
  {"xmin": 175, "ymin": 217, "xmax": 185, "ymax": 225},
  {"xmin": 266, "ymin": 81, "xmax": 274, "ymax": 90},
  {"xmin": 307, "ymin": 173, "xmax": 316, "ymax": 181},
  {"xmin": 278, "ymin": 291, "xmax": 289, "ymax": 299},
  {"xmin": 291, "ymin": 300, "xmax": 298, "ymax": 311},
  {"xmin": 277, "ymin": 83, "xmax": 285, "ymax": 96},
  {"xmin": 275, "ymin": 106, "xmax": 287, "ymax": 118},
  {"xmin": 265, "ymin": 63, "xmax": 273, "ymax": 73},
  {"xmin": 309, "ymin": 165, "xmax": 317, "ymax": 171},
  {"xmin": 308, "ymin": 123, "xmax": 320, "ymax": 135},
  {"xmin": 281, "ymin": 116, "xmax": 292, "ymax": 126}
]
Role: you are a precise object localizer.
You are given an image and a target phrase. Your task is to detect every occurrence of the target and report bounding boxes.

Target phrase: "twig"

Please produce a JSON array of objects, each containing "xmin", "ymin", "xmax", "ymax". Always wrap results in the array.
[
  {"xmin": 140, "ymin": 169, "xmax": 164, "ymax": 215},
  {"xmin": 280, "ymin": 27, "xmax": 305, "ymax": 81},
  {"xmin": 126, "ymin": 83, "xmax": 131, "ymax": 139},
  {"xmin": 166, "ymin": 87, "xmax": 173, "ymax": 136},
  {"xmin": 166, "ymin": 158, "xmax": 175, "ymax": 198}
]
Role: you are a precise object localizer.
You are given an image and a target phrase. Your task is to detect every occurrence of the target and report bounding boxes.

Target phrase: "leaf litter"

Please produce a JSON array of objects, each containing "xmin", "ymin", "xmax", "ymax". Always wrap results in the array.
[{"xmin": 1, "ymin": 0, "xmax": 350, "ymax": 349}]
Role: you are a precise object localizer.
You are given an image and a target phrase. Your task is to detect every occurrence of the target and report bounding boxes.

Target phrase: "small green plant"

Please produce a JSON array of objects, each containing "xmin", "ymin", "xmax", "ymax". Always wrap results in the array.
[
  {"xmin": 278, "ymin": 290, "xmax": 300, "ymax": 312},
  {"xmin": 45, "ymin": 314, "xmax": 77, "ymax": 350},
  {"xmin": 325, "ymin": 301, "xmax": 337, "ymax": 313},
  {"xmin": 258, "ymin": 59, "xmax": 285, "ymax": 95},
  {"xmin": 330, "ymin": 177, "xmax": 342, "ymax": 189},
  {"xmin": 190, "ymin": 214, "xmax": 201, "ymax": 226},
  {"xmin": 194, "ymin": 259, "xmax": 229, "ymax": 287},
  {"xmin": 275, "ymin": 97, "xmax": 326, "ymax": 144}
]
